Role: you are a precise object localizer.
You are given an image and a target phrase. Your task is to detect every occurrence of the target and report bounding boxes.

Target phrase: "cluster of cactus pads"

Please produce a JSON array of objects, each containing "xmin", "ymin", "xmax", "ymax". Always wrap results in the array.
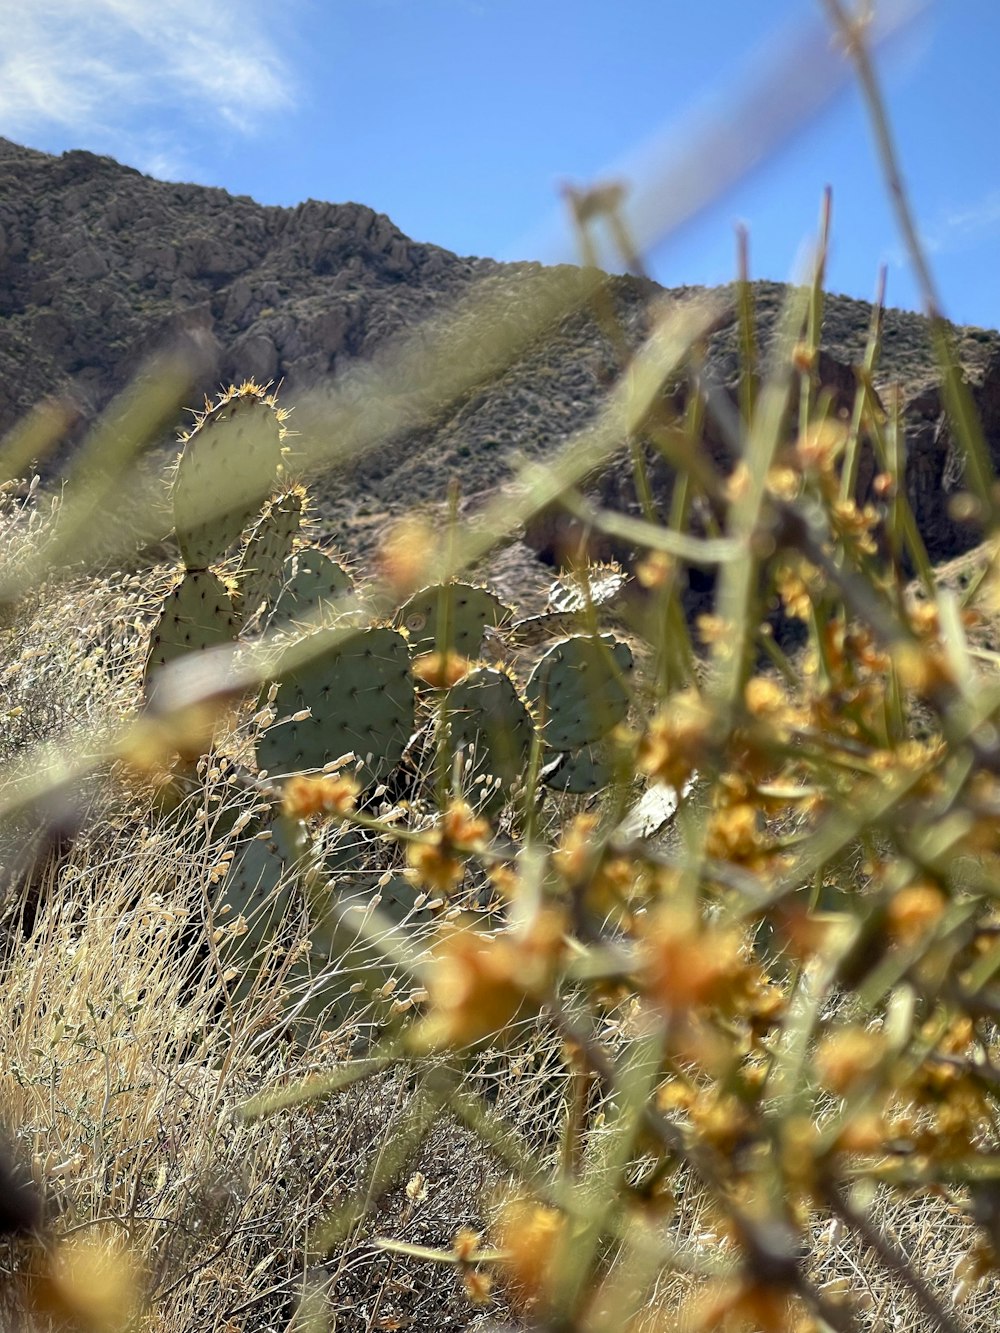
[{"xmin": 143, "ymin": 382, "xmax": 637, "ymax": 1026}]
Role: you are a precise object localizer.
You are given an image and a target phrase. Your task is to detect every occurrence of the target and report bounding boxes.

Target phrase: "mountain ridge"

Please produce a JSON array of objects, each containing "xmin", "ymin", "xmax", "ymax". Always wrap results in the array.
[{"xmin": 3, "ymin": 135, "xmax": 1000, "ymax": 587}]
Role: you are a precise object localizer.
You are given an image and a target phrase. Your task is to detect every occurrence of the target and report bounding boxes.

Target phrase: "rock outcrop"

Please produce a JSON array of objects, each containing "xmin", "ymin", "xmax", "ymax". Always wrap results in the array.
[{"xmin": 2, "ymin": 135, "xmax": 1000, "ymax": 574}]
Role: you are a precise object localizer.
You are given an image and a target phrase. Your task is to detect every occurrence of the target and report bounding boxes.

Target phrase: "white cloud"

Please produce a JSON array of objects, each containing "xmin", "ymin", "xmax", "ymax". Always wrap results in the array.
[
  {"xmin": 931, "ymin": 192, "xmax": 1000, "ymax": 253},
  {"xmin": 886, "ymin": 190, "xmax": 1000, "ymax": 269},
  {"xmin": 0, "ymin": 0, "xmax": 293, "ymax": 152}
]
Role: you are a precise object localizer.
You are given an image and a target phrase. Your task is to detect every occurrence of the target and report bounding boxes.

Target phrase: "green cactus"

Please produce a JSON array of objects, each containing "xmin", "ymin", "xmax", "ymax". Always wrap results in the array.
[
  {"xmin": 507, "ymin": 610, "xmax": 582, "ymax": 649},
  {"xmin": 213, "ymin": 814, "xmax": 308, "ymax": 1006},
  {"xmin": 144, "ymin": 569, "xmax": 239, "ymax": 694},
  {"xmin": 235, "ymin": 488, "xmax": 304, "ymax": 628},
  {"xmin": 207, "ymin": 805, "xmax": 399, "ymax": 1028},
  {"xmin": 443, "ymin": 666, "xmax": 534, "ymax": 808},
  {"xmin": 525, "ymin": 633, "xmax": 634, "ymax": 751},
  {"xmin": 282, "ymin": 827, "xmax": 428, "ymax": 1032},
  {"xmin": 257, "ymin": 626, "xmax": 414, "ymax": 787},
  {"xmin": 397, "ymin": 582, "xmax": 511, "ymax": 659},
  {"xmin": 173, "ymin": 383, "xmax": 284, "ymax": 572},
  {"xmin": 268, "ymin": 547, "xmax": 356, "ymax": 633},
  {"xmin": 541, "ymin": 741, "xmax": 615, "ymax": 795}
]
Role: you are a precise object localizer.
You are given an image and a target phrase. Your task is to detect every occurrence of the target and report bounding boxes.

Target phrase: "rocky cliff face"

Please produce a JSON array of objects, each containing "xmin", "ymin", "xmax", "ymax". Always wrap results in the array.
[
  {"xmin": 2, "ymin": 135, "xmax": 1000, "ymax": 581},
  {"xmin": 0, "ymin": 137, "xmax": 493, "ymax": 423}
]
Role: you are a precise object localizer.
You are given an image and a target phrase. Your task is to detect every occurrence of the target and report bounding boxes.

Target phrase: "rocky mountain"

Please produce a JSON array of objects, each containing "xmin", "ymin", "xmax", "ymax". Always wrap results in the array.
[{"xmin": 2, "ymin": 135, "xmax": 1000, "ymax": 596}]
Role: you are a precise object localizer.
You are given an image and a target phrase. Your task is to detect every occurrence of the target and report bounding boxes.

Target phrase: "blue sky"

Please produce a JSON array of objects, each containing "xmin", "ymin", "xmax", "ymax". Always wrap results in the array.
[{"xmin": 2, "ymin": 0, "xmax": 999, "ymax": 329}]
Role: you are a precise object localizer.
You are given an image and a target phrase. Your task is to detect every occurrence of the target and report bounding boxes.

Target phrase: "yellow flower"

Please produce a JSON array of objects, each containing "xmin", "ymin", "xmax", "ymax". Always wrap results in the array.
[
  {"xmin": 689, "ymin": 1089, "xmax": 754, "ymax": 1157},
  {"xmin": 886, "ymin": 882, "xmax": 946, "ymax": 947},
  {"xmin": 552, "ymin": 812, "xmax": 601, "ymax": 884},
  {"xmin": 638, "ymin": 688, "xmax": 713, "ymax": 789},
  {"xmin": 696, "ymin": 613, "xmax": 730, "ymax": 649},
  {"xmin": 453, "ymin": 1228, "xmax": 482, "ymax": 1261},
  {"xmin": 831, "ymin": 1110, "xmax": 888, "ymax": 1155},
  {"xmin": 744, "ymin": 675, "xmax": 789, "ymax": 719},
  {"xmin": 766, "ymin": 464, "xmax": 802, "ymax": 502},
  {"xmin": 705, "ymin": 801, "xmax": 763, "ymax": 865},
  {"xmin": 892, "ymin": 642, "xmax": 954, "ymax": 698},
  {"xmin": 412, "ymin": 912, "xmax": 563, "ymax": 1051},
  {"xmin": 493, "ymin": 1196, "xmax": 566, "ymax": 1313},
  {"xmin": 774, "ymin": 560, "xmax": 819, "ymax": 622},
  {"xmin": 641, "ymin": 909, "xmax": 760, "ymax": 1018},
  {"xmin": 282, "ymin": 773, "xmax": 359, "ymax": 820},
  {"xmin": 830, "ymin": 497, "xmax": 879, "ymax": 556},
  {"xmin": 377, "ymin": 516, "xmax": 438, "ymax": 596},
  {"xmin": 411, "ymin": 928, "xmax": 524, "ymax": 1049},
  {"xmin": 795, "ymin": 418, "xmax": 848, "ymax": 472},
  {"xmin": 406, "ymin": 800, "xmax": 490, "ymax": 894},
  {"xmin": 462, "ymin": 1269, "xmax": 494, "ymax": 1304},
  {"xmin": 635, "ymin": 549, "xmax": 675, "ymax": 589},
  {"xmin": 815, "ymin": 1027, "xmax": 887, "ymax": 1095}
]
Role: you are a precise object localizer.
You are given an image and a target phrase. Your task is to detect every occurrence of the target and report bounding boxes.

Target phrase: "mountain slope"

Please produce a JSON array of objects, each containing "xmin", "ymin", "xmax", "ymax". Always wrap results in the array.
[{"xmin": 2, "ymin": 136, "xmax": 1000, "ymax": 574}]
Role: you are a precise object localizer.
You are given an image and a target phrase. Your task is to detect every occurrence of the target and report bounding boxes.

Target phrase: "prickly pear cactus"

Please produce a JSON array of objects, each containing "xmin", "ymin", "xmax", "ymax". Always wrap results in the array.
[
  {"xmin": 443, "ymin": 666, "xmax": 534, "ymax": 806},
  {"xmin": 174, "ymin": 383, "xmax": 284, "ymax": 571},
  {"xmin": 268, "ymin": 548, "xmax": 355, "ymax": 633},
  {"xmin": 213, "ymin": 814, "xmax": 309, "ymax": 1006},
  {"xmin": 282, "ymin": 828, "xmax": 426, "ymax": 1032},
  {"xmin": 236, "ymin": 488, "xmax": 304, "ymax": 628},
  {"xmin": 505, "ymin": 565, "xmax": 628, "ymax": 649},
  {"xmin": 397, "ymin": 583, "xmax": 511, "ymax": 659},
  {"xmin": 144, "ymin": 569, "xmax": 239, "ymax": 693},
  {"xmin": 541, "ymin": 741, "xmax": 615, "ymax": 795},
  {"xmin": 525, "ymin": 634, "xmax": 633, "ymax": 751},
  {"xmin": 257, "ymin": 626, "xmax": 414, "ymax": 787},
  {"xmin": 507, "ymin": 610, "xmax": 583, "ymax": 649}
]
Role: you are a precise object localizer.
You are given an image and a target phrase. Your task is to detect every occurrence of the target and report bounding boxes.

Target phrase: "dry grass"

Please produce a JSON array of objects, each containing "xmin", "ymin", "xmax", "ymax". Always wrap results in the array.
[
  {"xmin": 0, "ymin": 548, "xmax": 559, "ymax": 1331},
  {"xmin": 2, "ymin": 548, "xmax": 999, "ymax": 1333}
]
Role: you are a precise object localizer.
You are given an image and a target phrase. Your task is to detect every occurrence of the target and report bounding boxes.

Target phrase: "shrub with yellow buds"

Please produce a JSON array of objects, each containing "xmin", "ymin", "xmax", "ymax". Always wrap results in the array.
[
  {"xmin": 638, "ymin": 688, "xmax": 714, "ymax": 789},
  {"xmin": 814, "ymin": 1026, "xmax": 887, "ymax": 1096},
  {"xmin": 640, "ymin": 909, "xmax": 770, "ymax": 1024},
  {"xmin": 886, "ymin": 881, "xmax": 947, "ymax": 947},
  {"xmin": 493, "ymin": 1196, "xmax": 566, "ymax": 1313},
  {"xmin": 411, "ymin": 910, "xmax": 564, "ymax": 1051},
  {"xmin": 282, "ymin": 773, "xmax": 360, "ymax": 820},
  {"xmin": 405, "ymin": 800, "xmax": 490, "ymax": 895}
]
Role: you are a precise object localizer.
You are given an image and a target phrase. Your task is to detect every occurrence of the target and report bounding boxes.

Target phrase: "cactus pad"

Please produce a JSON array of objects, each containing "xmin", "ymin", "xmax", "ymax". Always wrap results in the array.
[
  {"xmin": 213, "ymin": 815, "xmax": 308, "ymax": 1003},
  {"xmin": 541, "ymin": 742, "xmax": 615, "ymax": 795},
  {"xmin": 268, "ymin": 548, "xmax": 355, "ymax": 632},
  {"xmin": 397, "ymin": 583, "xmax": 511, "ymax": 659},
  {"xmin": 525, "ymin": 634, "xmax": 633, "ymax": 751},
  {"xmin": 287, "ymin": 830, "xmax": 425, "ymax": 1030},
  {"xmin": 507, "ymin": 610, "xmax": 582, "ymax": 648},
  {"xmin": 236, "ymin": 489, "xmax": 304, "ymax": 627},
  {"xmin": 257, "ymin": 626, "xmax": 414, "ymax": 786},
  {"xmin": 444, "ymin": 667, "xmax": 533, "ymax": 804},
  {"xmin": 144, "ymin": 569, "xmax": 239, "ymax": 693},
  {"xmin": 174, "ymin": 386, "xmax": 283, "ymax": 571}
]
